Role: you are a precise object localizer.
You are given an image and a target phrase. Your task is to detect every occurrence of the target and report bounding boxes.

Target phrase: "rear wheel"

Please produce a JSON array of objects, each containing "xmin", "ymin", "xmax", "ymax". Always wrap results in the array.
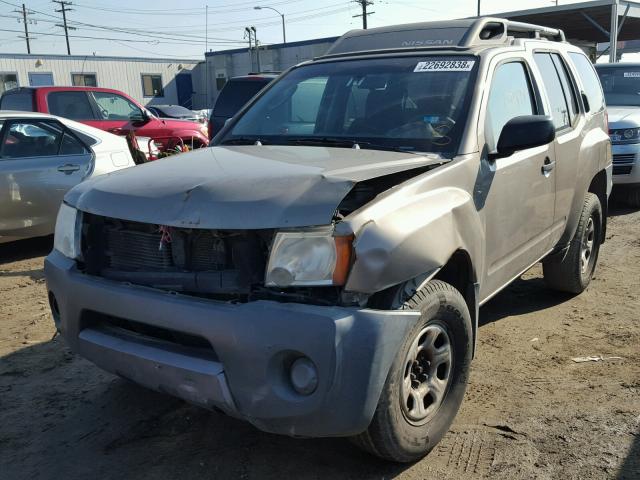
[
  {"xmin": 352, "ymin": 280, "xmax": 472, "ymax": 463},
  {"xmin": 543, "ymin": 192, "xmax": 602, "ymax": 294}
]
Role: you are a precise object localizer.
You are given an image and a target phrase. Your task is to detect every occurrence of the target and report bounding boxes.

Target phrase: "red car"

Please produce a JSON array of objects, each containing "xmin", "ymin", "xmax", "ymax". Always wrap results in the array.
[{"xmin": 0, "ymin": 86, "xmax": 209, "ymax": 151}]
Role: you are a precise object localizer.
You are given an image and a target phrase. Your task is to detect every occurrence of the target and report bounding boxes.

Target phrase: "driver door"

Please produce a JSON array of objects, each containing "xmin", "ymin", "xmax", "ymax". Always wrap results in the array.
[{"xmin": 480, "ymin": 59, "xmax": 556, "ymax": 300}]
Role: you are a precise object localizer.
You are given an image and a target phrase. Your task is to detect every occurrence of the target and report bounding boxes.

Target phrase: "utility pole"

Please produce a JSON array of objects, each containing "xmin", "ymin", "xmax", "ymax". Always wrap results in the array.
[
  {"xmin": 53, "ymin": 0, "xmax": 75, "ymax": 55},
  {"xmin": 245, "ymin": 27, "xmax": 254, "ymax": 72},
  {"xmin": 251, "ymin": 26, "xmax": 261, "ymax": 72},
  {"xmin": 477, "ymin": 0, "xmax": 481, "ymax": 17},
  {"xmin": 13, "ymin": 4, "xmax": 34, "ymax": 54},
  {"xmin": 205, "ymin": 4, "xmax": 209, "ymax": 107},
  {"xmin": 353, "ymin": 0, "xmax": 374, "ymax": 29}
]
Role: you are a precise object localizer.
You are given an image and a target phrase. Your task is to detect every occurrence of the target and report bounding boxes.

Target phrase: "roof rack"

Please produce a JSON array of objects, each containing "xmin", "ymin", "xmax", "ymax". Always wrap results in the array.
[{"xmin": 322, "ymin": 17, "xmax": 565, "ymax": 58}]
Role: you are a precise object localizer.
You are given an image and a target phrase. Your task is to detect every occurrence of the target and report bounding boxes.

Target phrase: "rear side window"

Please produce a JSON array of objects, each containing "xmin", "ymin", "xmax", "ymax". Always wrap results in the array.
[
  {"xmin": 534, "ymin": 53, "xmax": 576, "ymax": 130},
  {"xmin": 486, "ymin": 62, "xmax": 536, "ymax": 152},
  {"xmin": 551, "ymin": 54, "xmax": 579, "ymax": 125},
  {"xmin": 569, "ymin": 52, "xmax": 605, "ymax": 113},
  {"xmin": 1, "ymin": 120, "xmax": 64, "ymax": 158},
  {"xmin": 213, "ymin": 80, "xmax": 269, "ymax": 117},
  {"xmin": 0, "ymin": 91, "xmax": 34, "ymax": 111},
  {"xmin": 48, "ymin": 91, "xmax": 96, "ymax": 120}
]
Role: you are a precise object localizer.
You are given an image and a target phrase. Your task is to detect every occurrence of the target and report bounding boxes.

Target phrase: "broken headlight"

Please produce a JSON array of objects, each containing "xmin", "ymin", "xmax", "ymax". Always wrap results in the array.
[
  {"xmin": 265, "ymin": 230, "xmax": 353, "ymax": 287},
  {"xmin": 53, "ymin": 204, "xmax": 81, "ymax": 259}
]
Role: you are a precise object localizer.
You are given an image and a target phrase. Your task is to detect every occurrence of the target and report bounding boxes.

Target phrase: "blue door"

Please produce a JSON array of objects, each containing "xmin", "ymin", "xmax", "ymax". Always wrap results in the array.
[
  {"xmin": 176, "ymin": 73, "xmax": 193, "ymax": 108},
  {"xmin": 29, "ymin": 72, "xmax": 54, "ymax": 86}
]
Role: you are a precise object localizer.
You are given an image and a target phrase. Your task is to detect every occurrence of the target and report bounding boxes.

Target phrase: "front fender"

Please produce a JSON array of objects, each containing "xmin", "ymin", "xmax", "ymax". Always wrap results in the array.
[{"xmin": 344, "ymin": 186, "xmax": 482, "ymax": 294}]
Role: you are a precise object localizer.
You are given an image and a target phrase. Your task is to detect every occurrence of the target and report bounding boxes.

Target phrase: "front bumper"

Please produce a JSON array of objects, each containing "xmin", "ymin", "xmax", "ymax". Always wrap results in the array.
[
  {"xmin": 45, "ymin": 250, "xmax": 420, "ymax": 437},
  {"xmin": 612, "ymin": 143, "xmax": 640, "ymax": 186}
]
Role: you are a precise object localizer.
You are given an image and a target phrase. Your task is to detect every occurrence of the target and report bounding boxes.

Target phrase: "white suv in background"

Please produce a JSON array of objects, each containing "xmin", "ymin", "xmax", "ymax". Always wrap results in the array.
[{"xmin": 596, "ymin": 63, "xmax": 640, "ymax": 206}]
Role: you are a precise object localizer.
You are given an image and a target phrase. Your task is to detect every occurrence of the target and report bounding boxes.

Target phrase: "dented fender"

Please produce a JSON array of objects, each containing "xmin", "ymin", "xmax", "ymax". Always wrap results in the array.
[{"xmin": 343, "ymin": 181, "xmax": 483, "ymax": 294}]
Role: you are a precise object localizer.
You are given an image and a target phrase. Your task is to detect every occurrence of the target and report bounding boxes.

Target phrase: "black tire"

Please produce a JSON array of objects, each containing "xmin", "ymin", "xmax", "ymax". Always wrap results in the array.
[
  {"xmin": 543, "ymin": 192, "xmax": 602, "ymax": 294},
  {"xmin": 352, "ymin": 280, "xmax": 473, "ymax": 463},
  {"xmin": 626, "ymin": 188, "xmax": 640, "ymax": 208}
]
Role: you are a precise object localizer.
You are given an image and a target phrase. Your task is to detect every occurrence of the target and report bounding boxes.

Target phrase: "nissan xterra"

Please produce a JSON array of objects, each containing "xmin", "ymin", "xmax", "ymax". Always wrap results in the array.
[{"xmin": 45, "ymin": 18, "xmax": 612, "ymax": 462}]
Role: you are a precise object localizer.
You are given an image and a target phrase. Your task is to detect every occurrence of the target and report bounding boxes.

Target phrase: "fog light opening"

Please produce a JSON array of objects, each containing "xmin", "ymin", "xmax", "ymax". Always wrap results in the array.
[
  {"xmin": 289, "ymin": 357, "xmax": 318, "ymax": 396},
  {"xmin": 48, "ymin": 291, "xmax": 60, "ymax": 323}
]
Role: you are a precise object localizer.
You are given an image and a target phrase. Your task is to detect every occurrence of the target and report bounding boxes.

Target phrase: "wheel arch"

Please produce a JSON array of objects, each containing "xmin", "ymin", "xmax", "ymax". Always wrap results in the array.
[{"xmin": 588, "ymin": 168, "xmax": 608, "ymax": 244}]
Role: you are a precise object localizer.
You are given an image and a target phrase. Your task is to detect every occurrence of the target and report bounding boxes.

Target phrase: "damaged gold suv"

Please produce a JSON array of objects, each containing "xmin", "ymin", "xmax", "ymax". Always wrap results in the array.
[{"xmin": 45, "ymin": 18, "xmax": 611, "ymax": 462}]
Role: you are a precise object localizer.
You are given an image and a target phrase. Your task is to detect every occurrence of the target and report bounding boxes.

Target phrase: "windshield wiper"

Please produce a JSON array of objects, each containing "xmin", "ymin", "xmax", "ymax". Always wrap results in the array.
[
  {"xmin": 287, "ymin": 137, "xmax": 432, "ymax": 156},
  {"xmin": 220, "ymin": 137, "xmax": 266, "ymax": 145}
]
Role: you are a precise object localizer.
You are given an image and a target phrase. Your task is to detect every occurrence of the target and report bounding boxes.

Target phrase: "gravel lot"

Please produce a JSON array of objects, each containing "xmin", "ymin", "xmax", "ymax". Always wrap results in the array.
[{"xmin": 1, "ymin": 203, "xmax": 639, "ymax": 480}]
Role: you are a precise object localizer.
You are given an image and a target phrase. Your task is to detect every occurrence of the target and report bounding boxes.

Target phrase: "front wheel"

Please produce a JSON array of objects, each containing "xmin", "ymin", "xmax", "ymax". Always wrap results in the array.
[
  {"xmin": 352, "ymin": 280, "xmax": 473, "ymax": 463},
  {"xmin": 543, "ymin": 192, "xmax": 602, "ymax": 294}
]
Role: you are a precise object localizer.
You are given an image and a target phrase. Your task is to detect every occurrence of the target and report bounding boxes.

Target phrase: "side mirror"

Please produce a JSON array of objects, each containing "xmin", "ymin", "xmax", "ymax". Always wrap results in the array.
[
  {"xmin": 581, "ymin": 92, "xmax": 591, "ymax": 113},
  {"xmin": 492, "ymin": 115, "xmax": 555, "ymax": 159},
  {"xmin": 130, "ymin": 110, "xmax": 150, "ymax": 124}
]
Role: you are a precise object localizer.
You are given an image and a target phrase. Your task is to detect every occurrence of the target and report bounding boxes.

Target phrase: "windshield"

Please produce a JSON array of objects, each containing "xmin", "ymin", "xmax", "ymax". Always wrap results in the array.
[
  {"xmin": 155, "ymin": 105, "xmax": 193, "ymax": 117},
  {"xmin": 596, "ymin": 66, "xmax": 640, "ymax": 107},
  {"xmin": 218, "ymin": 56, "xmax": 478, "ymax": 156}
]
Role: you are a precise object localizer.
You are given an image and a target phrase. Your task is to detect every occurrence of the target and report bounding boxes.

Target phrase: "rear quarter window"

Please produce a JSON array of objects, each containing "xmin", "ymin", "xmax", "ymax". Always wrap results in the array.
[
  {"xmin": 48, "ymin": 91, "xmax": 96, "ymax": 120},
  {"xmin": 568, "ymin": 52, "xmax": 605, "ymax": 113},
  {"xmin": 0, "ymin": 91, "xmax": 35, "ymax": 111}
]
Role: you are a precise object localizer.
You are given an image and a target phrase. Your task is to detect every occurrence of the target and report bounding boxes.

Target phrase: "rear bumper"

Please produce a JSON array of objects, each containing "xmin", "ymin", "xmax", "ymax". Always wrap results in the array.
[{"xmin": 45, "ymin": 250, "xmax": 420, "ymax": 437}]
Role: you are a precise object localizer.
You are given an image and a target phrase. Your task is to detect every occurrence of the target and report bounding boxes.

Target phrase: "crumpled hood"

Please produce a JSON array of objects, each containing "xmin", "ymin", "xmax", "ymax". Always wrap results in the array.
[
  {"xmin": 66, "ymin": 145, "xmax": 443, "ymax": 229},
  {"xmin": 607, "ymin": 106, "xmax": 640, "ymax": 128}
]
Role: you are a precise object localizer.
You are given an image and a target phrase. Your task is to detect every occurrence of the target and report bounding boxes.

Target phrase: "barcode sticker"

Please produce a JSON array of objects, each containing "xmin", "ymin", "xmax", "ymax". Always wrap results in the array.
[
  {"xmin": 623, "ymin": 72, "xmax": 640, "ymax": 78},
  {"xmin": 414, "ymin": 60, "xmax": 476, "ymax": 72}
]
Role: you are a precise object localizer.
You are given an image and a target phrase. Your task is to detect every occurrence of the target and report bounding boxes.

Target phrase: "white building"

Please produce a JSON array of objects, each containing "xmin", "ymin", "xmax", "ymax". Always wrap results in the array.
[{"xmin": 0, "ymin": 53, "xmax": 207, "ymax": 109}]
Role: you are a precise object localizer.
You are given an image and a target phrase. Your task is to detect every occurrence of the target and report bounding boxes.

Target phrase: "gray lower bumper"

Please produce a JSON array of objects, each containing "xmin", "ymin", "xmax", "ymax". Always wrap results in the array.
[{"xmin": 45, "ymin": 250, "xmax": 420, "ymax": 437}]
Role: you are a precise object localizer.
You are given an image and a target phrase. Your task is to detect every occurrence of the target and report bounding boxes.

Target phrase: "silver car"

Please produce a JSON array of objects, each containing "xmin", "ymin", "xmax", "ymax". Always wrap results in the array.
[
  {"xmin": 0, "ymin": 112, "xmax": 135, "ymax": 243},
  {"xmin": 596, "ymin": 63, "xmax": 640, "ymax": 206},
  {"xmin": 45, "ymin": 18, "xmax": 611, "ymax": 462}
]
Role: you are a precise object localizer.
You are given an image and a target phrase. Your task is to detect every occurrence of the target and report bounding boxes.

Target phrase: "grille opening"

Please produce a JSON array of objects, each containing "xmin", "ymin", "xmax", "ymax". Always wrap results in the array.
[
  {"xmin": 612, "ymin": 154, "xmax": 636, "ymax": 164},
  {"xmin": 81, "ymin": 311, "xmax": 218, "ymax": 361},
  {"xmin": 613, "ymin": 165, "xmax": 633, "ymax": 175}
]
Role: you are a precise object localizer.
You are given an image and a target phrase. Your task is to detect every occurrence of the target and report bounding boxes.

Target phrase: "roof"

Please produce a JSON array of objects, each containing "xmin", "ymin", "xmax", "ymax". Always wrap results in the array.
[
  {"xmin": 0, "ymin": 52, "xmax": 201, "ymax": 64},
  {"xmin": 497, "ymin": 0, "xmax": 640, "ymax": 42},
  {"xmin": 205, "ymin": 36, "xmax": 339, "ymax": 57},
  {"xmin": 323, "ymin": 17, "xmax": 565, "ymax": 58}
]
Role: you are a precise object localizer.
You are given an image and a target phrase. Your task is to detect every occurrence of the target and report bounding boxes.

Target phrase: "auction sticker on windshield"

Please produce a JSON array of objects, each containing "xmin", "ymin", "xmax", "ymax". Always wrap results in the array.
[
  {"xmin": 623, "ymin": 72, "xmax": 640, "ymax": 78},
  {"xmin": 414, "ymin": 60, "xmax": 475, "ymax": 72}
]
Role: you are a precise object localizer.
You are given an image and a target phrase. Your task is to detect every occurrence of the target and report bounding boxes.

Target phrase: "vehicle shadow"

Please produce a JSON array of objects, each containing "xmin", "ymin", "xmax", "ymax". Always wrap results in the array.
[
  {"xmin": 479, "ymin": 274, "xmax": 573, "ymax": 326},
  {"xmin": 0, "ymin": 236, "xmax": 52, "ymax": 265},
  {"xmin": 0, "ymin": 340, "xmax": 414, "ymax": 480},
  {"xmin": 618, "ymin": 426, "xmax": 640, "ymax": 479}
]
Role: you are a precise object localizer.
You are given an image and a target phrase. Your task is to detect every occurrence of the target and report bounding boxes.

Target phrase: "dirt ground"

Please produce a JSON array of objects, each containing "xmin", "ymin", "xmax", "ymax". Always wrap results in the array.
[{"xmin": 0, "ymin": 204, "xmax": 638, "ymax": 480}]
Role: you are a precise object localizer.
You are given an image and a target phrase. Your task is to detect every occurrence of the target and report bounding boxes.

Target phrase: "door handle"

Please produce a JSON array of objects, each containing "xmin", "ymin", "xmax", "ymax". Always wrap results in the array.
[
  {"xmin": 541, "ymin": 157, "xmax": 555, "ymax": 176},
  {"xmin": 57, "ymin": 164, "xmax": 80, "ymax": 174}
]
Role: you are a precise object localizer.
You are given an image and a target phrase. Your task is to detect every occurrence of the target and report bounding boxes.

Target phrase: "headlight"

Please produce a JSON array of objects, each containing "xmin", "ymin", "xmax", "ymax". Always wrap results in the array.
[
  {"xmin": 610, "ymin": 127, "xmax": 640, "ymax": 143},
  {"xmin": 265, "ymin": 230, "xmax": 353, "ymax": 287},
  {"xmin": 54, "ymin": 204, "xmax": 81, "ymax": 259}
]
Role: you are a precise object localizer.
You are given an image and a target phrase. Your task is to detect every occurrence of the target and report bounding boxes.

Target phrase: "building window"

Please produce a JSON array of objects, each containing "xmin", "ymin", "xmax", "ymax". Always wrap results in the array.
[
  {"xmin": 142, "ymin": 74, "xmax": 164, "ymax": 97},
  {"xmin": 72, "ymin": 73, "xmax": 97, "ymax": 87},
  {"xmin": 216, "ymin": 73, "xmax": 227, "ymax": 91},
  {"xmin": 0, "ymin": 73, "xmax": 18, "ymax": 94}
]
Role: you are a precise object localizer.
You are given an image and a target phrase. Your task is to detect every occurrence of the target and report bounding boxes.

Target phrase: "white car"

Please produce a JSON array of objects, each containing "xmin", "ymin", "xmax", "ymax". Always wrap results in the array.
[{"xmin": 0, "ymin": 111, "xmax": 135, "ymax": 243}]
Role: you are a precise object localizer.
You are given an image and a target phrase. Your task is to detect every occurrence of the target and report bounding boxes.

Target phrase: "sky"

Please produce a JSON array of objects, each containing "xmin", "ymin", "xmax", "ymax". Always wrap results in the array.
[{"xmin": 0, "ymin": 0, "xmax": 595, "ymax": 59}]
